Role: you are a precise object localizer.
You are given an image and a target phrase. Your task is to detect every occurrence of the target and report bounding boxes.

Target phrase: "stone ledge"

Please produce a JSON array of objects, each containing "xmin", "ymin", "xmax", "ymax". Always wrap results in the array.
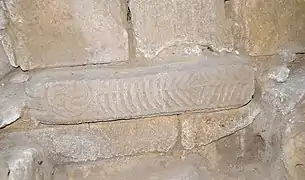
[
  {"xmin": 26, "ymin": 53, "xmax": 254, "ymax": 124},
  {"xmin": 0, "ymin": 53, "xmax": 254, "ymax": 127}
]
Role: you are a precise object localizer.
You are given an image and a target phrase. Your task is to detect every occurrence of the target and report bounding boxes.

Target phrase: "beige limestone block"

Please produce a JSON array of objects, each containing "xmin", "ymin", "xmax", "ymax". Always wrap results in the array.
[
  {"xmin": 180, "ymin": 101, "xmax": 261, "ymax": 149},
  {"xmin": 25, "ymin": 53, "xmax": 254, "ymax": 124},
  {"xmin": 129, "ymin": 0, "xmax": 233, "ymax": 60},
  {"xmin": 1, "ymin": 0, "xmax": 128, "ymax": 70},
  {"xmin": 229, "ymin": 0, "xmax": 305, "ymax": 56},
  {"xmin": 0, "ymin": 116, "xmax": 178, "ymax": 163}
]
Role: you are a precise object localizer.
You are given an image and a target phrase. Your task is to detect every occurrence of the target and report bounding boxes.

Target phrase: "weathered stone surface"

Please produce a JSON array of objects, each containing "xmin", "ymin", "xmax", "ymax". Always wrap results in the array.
[
  {"xmin": 0, "ymin": 158, "xmax": 9, "ymax": 180},
  {"xmin": 25, "ymin": 53, "xmax": 254, "ymax": 124},
  {"xmin": 0, "ymin": 70, "xmax": 28, "ymax": 128},
  {"xmin": 0, "ymin": 116, "xmax": 178, "ymax": 163},
  {"xmin": 190, "ymin": 126, "xmax": 282, "ymax": 180},
  {"xmin": 53, "ymin": 154, "xmax": 206, "ymax": 180},
  {"xmin": 180, "ymin": 101, "xmax": 260, "ymax": 149},
  {"xmin": 228, "ymin": 0, "xmax": 305, "ymax": 56},
  {"xmin": 1, "ymin": 0, "xmax": 128, "ymax": 70},
  {"xmin": 283, "ymin": 132, "xmax": 305, "ymax": 180},
  {"xmin": 251, "ymin": 55, "xmax": 305, "ymax": 179},
  {"xmin": 262, "ymin": 55, "xmax": 305, "ymax": 115},
  {"xmin": 129, "ymin": 0, "xmax": 233, "ymax": 60},
  {"xmin": 0, "ymin": 144, "xmax": 53, "ymax": 180},
  {"xmin": 0, "ymin": 43, "xmax": 13, "ymax": 79},
  {"xmin": 268, "ymin": 66, "xmax": 290, "ymax": 83}
]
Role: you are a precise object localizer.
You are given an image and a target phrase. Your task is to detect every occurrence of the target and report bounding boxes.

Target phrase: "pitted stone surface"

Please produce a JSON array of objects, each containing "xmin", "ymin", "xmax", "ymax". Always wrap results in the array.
[
  {"xmin": 0, "ymin": 144, "xmax": 53, "ymax": 180},
  {"xmin": 180, "ymin": 101, "xmax": 261, "ymax": 149},
  {"xmin": 25, "ymin": 53, "xmax": 254, "ymax": 124},
  {"xmin": 1, "ymin": 0, "xmax": 128, "ymax": 70},
  {"xmin": 129, "ymin": 0, "xmax": 233, "ymax": 60},
  {"xmin": 0, "ymin": 116, "xmax": 178, "ymax": 163},
  {"xmin": 228, "ymin": 0, "xmax": 305, "ymax": 56}
]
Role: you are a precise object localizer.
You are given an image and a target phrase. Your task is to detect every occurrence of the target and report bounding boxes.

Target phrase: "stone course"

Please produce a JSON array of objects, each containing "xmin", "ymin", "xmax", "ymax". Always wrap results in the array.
[
  {"xmin": 0, "ymin": 116, "xmax": 178, "ymax": 163},
  {"xmin": 25, "ymin": 53, "xmax": 254, "ymax": 124}
]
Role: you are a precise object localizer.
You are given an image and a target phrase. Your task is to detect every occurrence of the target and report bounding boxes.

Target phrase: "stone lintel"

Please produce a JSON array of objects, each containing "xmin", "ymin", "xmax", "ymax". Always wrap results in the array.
[{"xmin": 24, "ymin": 53, "xmax": 255, "ymax": 124}]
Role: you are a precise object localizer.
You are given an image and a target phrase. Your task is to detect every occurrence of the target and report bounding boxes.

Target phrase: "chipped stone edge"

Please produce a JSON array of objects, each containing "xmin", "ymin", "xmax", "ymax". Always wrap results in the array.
[{"xmin": 180, "ymin": 100, "xmax": 261, "ymax": 149}]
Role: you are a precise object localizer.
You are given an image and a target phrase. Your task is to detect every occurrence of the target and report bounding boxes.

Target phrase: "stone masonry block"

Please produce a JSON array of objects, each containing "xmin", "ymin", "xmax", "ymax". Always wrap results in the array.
[
  {"xmin": 1, "ymin": 0, "xmax": 128, "ymax": 70},
  {"xmin": 180, "ymin": 101, "xmax": 261, "ymax": 149},
  {"xmin": 25, "ymin": 53, "xmax": 254, "ymax": 124},
  {"xmin": 228, "ymin": 0, "xmax": 305, "ymax": 56},
  {"xmin": 129, "ymin": 0, "xmax": 233, "ymax": 60},
  {"xmin": 0, "ymin": 116, "xmax": 178, "ymax": 163}
]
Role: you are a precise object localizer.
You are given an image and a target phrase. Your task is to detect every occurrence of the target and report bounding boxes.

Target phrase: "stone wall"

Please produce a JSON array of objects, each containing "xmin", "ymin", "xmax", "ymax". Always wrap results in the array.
[{"xmin": 0, "ymin": 0, "xmax": 305, "ymax": 180}]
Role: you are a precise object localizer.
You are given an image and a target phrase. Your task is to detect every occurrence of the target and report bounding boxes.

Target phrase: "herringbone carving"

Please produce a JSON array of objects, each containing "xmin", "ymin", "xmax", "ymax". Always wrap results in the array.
[{"xmin": 26, "ymin": 61, "xmax": 254, "ymax": 124}]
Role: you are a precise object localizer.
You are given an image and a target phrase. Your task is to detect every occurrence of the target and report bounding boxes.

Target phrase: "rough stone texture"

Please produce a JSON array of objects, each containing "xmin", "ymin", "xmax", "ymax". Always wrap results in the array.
[
  {"xmin": 283, "ymin": 131, "xmax": 305, "ymax": 180},
  {"xmin": 0, "ymin": 116, "xmax": 178, "ymax": 163},
  {"xmin": 0, "ymin": 43, "xmax": 13, "ymax": 80},
  {"xmin": 53, "ymin": 154, "xmax": 206, "ymax": 180},
  {"xmin": 248, "ymin": 54, "xmax": 305, "ymax": 179},
  {"xmin": 0, "ymin": 70, "xmax": 29, "ymax": 128},
  {"xmin": 0, "ymin": 144, "xmax": 53, "ymax": 180},
  {"xmin": 180, "ymin": 101, "xmax": 261, "ymax": 149},
  {"xmin": 25, "ymin": 53, "xmax": 254, "ymax": 124},
  {"xmin": 188, "ymin": 125, "xmax": 289, "ymax": 180},
  {"xmin": 1, "ymin": 0, "xmax": 128, "ymax": 70},
  {"xmin": 279, "ymin": 59, "xmax": 305, "ymax": 179},
  {"xmin": 228, "ymin": 0, "xmax": 305, "ymax": 56},
  {"xmin": 261, "ymin": 55, "xmax": 305, "ymax": 115},
  {"xmin": 129, "ymin": 0, "xmax": 233, "ymax": 60},
  {"xmin": 51, "ymin": 129, "xmax": 279, "ymax": 180},
  {"xmin": 268, "ymin": 66, "xmax": 290, "ymax": 83}
]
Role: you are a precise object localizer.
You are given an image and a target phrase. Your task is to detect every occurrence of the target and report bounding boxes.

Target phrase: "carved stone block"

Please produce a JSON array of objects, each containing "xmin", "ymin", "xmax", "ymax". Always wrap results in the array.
[
  {"xmin": 1, "ymin": 0, "xmax": 128, "ymax": 70},
  {"xmin": 25, "ymin": 53, "xmax": 254, "ymax": 124},
  {"xmin": 129, "ymin": 0, "xmax": 233, "ymax": 60}
]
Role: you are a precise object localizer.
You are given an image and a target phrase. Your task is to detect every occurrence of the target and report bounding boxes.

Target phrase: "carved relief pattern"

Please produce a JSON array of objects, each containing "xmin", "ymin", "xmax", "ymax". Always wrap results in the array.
[
  {"xmin": 27, "ymin": 64, "xmax": 254, "ymax": 124},
  {"xmin": 46, "ymin": 82, "xmax": 93, "ymax": 117}
]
